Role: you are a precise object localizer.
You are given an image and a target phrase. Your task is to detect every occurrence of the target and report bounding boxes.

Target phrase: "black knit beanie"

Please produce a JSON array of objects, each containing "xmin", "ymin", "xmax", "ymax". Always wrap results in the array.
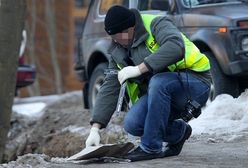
[{"xmin": 104, "ymin": 5, "xmax": 135, "ymax": 35}]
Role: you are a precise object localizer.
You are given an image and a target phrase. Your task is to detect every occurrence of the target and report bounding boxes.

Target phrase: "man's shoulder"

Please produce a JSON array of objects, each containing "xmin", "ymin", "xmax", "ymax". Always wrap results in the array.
[
  {"xmin": 152, "ymin": 15, "xmax": 173, "ymax": 27},
  {"xmin": 151, "ymin": 16, "xmax": 179, "ymax": 35}
]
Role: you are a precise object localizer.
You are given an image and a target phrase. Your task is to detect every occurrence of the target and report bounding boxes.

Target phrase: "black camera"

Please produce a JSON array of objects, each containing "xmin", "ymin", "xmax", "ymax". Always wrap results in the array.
[{"xmin": 182, "ymin": 100, "xmax": 202, "ymax": 122}]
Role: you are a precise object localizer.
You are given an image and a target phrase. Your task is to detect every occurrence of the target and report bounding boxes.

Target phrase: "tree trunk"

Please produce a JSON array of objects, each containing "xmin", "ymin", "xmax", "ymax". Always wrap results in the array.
[
  {"xmin": 45, "ymin": 0, "xmax": 63, "ymax": 94},
  {"xmin": 26, "ymin": 0, "xmax": 41, "ymax": 96},
  {"xmin": 0, "ymin": 0, "xmax": 26, "ymax": 163}
]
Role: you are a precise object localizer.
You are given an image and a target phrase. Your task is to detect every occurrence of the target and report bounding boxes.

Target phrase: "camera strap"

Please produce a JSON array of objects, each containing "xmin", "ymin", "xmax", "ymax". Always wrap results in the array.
[{"xmin": 176, "ymin": 68, "xmax": 192, "ymax": 101}]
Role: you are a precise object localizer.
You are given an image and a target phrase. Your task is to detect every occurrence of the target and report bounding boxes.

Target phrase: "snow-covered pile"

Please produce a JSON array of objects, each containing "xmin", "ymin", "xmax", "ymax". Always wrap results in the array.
[{"xmin": 190, "ymin": 90, "xmax": 248, "ymax": 141}]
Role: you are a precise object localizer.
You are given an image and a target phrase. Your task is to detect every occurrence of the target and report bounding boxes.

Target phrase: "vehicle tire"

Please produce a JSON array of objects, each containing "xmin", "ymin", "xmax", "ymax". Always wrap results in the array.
[
  {"xmin": 238, "ymin": 77, "xmax": 248, "ymax": 95},
  {"xmin": 82, "ymin": 82, "xmax": 89, "ymax": 109},
  {"xmin": 205, "ymin": 52, "xmax": 239, "ymax": 100},
  {"xmin": 88, "ymin": 62, "xmax": 108, "ymax": 109}
]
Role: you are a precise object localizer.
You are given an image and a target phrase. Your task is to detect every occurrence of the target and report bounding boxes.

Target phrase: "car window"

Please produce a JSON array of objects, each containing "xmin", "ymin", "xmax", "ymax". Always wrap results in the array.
[
  {"xmin": 99, "ymin": 0, "xmax": 129, "ymax": 15},
  {"xmin": 183, "ymin": 0, "xmax": 244, "ymax": 7},
  {"xmin": 137, "ymin": 0, "xmax": 170, "ymax": 11}
]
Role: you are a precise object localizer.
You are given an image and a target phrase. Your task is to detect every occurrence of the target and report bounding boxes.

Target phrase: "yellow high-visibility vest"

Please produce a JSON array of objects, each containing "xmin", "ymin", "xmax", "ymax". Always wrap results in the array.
[
  {"xmin": 119, "ymin": 14, "xmax": 210, "ymax": 104},
  {"xmin": 142, "ymin": 14, "xmax": 210, "ymax": 72}
]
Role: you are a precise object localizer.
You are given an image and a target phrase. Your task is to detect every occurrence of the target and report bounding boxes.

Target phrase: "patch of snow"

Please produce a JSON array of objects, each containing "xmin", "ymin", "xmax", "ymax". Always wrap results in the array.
[
  {"xmin": 14, "ymin": 91, "xmax": 82, "ymax": 105},
  {"xmin": 12, "ymin": 91, "xmax": 83, "ymax": 119},
  {"xmin": 12, "ymin": 102, "xmax": 46, "ymax": 118},
  {"xmin": 190, "ymin": 90, "xmax": 248, "ymax": 138},
  {"xmin": 1, "ymin": 154, "xmax": 50, "ymax": 167},
  {"xmin": 62, "ymin": 125, "xmax": 89, "ymax": 136},
  {"xmin": 50, "ymin": 157, "xmax": 69, "ymax": 164},
  {"xmin": 14, "ymin": 95, "xmax": 61, "ymax": 105}
]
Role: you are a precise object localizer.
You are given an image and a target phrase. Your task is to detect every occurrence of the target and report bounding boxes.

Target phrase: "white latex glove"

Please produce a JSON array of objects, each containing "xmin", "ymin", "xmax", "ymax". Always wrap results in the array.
[
  {"xmin": 85, "ymin": 127, "xmax": 100, "ymax": 147},
  {"xmin": 118, "ymin": 66, "xmax": 142, "ymax": 84}
]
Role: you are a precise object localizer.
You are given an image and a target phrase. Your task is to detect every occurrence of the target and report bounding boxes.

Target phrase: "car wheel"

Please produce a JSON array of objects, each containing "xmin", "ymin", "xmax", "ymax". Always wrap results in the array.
[
  {"xmin": 88, "ymin": 63, "xmax": 108, "ymax": 109},
  {"xmin": 238, "ymin": 77, "xmax": 248, "ymax": 95},
  {"xmin": 205, "ymin": 52, "xmax": 239, "ymax": 100}
]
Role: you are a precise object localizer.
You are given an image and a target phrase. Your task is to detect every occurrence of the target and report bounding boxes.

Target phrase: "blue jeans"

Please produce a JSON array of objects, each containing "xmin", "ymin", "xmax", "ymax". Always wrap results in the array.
[{"xmin": 124, "ymin": 72, "xmax": 210, "ymax": 153}]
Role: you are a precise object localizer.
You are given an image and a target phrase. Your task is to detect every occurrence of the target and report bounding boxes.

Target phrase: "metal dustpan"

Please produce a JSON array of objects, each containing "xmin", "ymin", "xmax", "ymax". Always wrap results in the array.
[{"xmin": 67, "ymin": 142, "xmax": 134, "ymax": 162}]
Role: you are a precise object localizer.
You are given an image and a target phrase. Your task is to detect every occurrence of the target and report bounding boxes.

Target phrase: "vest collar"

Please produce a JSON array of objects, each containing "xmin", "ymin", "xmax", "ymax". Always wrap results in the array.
[{"xmin": 130, "ymin": 9, "xmax": 148, "ymax": 48}]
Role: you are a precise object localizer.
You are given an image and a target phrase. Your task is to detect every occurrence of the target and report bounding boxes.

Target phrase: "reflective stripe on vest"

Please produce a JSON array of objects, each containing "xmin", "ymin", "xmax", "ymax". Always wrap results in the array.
[{"xmin": 141, "ymin": 14, "xmax": 210, "ymax": 72}]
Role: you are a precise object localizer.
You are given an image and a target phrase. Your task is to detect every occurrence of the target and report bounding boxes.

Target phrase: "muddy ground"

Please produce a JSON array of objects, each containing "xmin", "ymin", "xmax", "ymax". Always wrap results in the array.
[
  {"xmin": 1, "ymin": 139, "xmax": 248, "ymax": 168},
  {"xmin": 1, "ymin": 91, "xmax": 248, "ymax": 168}
]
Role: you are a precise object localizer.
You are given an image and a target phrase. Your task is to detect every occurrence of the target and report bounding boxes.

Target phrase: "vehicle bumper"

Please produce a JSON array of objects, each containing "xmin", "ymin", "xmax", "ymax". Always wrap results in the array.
[
  {"xmin": 229, "ymin": 60, "xmax": 248, "ymax": 75},
  {"xmin": 74, "ymin": 66, "xmax": 87, "ymax": 83},
  {"xmin": 16, "ymin": 65, "xmax": 36, "ymax": 88}
]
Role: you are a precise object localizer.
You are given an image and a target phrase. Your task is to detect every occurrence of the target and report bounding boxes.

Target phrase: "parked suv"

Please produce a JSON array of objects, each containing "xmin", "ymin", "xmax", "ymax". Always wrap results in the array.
[
  {"xmin": 16, "ymin": 30, "xmax": 36, "ymax": 93},
  {"xmin": 75, "ymin": 0, "xmax": 248, "ymax": 109}
]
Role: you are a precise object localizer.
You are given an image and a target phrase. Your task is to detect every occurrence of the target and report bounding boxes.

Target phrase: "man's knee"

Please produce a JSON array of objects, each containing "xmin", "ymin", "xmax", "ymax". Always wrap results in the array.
[
  {"xmin": 149, "ymin": 73, "xmax": 171, "ymax": 91},
  {"xmin": 124, "ymin": 116, "xmax": 143, "ymax": 136},
  {"xmin": 149, "ymin": 74, "xmax": 163, "ymax": 90},
  {"xmin": 149, "ymin": 73, "xmax": 179, "ymax": 94}
]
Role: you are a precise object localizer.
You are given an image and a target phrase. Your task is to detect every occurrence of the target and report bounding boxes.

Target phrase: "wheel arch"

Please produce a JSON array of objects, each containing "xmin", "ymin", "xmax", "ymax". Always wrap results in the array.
[
  {"xmin": 192, "ymin": 40, "xmax": 239, "ymax": 99},
  {"xmin": 87, "ymin": 51, "xmax": 108, "ymax": 79},
  {"xmin": 84, "ymin": 51, "xmax": 108, "ymax": 109},
  {"xmin": 190, "ymin": 30, "xmax": 231, "ymax": 75},
  {"xmin": 193, "ymin": 40, "xmax": 212, "ymax": 53}
]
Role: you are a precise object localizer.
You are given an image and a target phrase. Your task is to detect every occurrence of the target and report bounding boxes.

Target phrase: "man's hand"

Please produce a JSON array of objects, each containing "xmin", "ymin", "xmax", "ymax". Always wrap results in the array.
[
  {"xmin": 118, "ymin": 66, "xmax": 141, "ymax": 84},
  {"xmin": 85, "ymin": 127, "xmax": 100, "ymax": 147}
]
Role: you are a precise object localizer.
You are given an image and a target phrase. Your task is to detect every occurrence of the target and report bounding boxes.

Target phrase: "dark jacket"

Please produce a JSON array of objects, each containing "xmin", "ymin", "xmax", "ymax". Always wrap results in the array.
[{"xmin": 90, "ymin": 9, "xmax": 211, "ymax": 128}]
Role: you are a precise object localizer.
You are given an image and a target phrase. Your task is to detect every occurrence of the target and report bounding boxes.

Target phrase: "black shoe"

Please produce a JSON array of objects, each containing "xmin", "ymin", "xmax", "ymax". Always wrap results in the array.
[
  {"xmin": 163, "ymin": 124, "xmax": 192, "ymax": 157},
  {"xmin": 124, "ymin": 146, "xmax": 164, "ymax": 162}
]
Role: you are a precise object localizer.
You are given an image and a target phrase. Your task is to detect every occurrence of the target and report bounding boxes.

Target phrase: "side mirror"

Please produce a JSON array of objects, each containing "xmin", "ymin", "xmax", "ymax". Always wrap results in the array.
[{"xmin": 168, "ymin": 0, "xmax": 176, "ymax": 14}]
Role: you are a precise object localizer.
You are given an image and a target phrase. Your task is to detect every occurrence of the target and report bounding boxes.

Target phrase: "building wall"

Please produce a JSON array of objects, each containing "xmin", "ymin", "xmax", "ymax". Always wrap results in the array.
[{"xmin": 19, "ymin": 0, "xmax": 89, "ymax": 97}]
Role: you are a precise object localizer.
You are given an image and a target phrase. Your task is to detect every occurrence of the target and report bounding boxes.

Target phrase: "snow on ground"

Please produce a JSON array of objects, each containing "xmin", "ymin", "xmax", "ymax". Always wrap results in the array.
[
  {"xmin": 12, "ymin": 91, "xmax": 82, "ymax": 118},
  {"xmin": 12, "ymin": 90, "xmax": 248, "ymax": 140},
  {"xmin": 190, "ymin": 89, "xmax": 248, "ymax": 140},
  {"xmin": 12, "ymin": 102, "xmax": 46, "ymax": 118}
]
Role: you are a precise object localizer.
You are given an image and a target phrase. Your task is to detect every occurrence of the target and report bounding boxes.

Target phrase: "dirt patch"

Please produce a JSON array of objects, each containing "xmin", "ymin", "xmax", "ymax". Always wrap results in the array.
[{"xmin": 3, "ymin": 92, "xmax": 128, "ymax": 162}]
